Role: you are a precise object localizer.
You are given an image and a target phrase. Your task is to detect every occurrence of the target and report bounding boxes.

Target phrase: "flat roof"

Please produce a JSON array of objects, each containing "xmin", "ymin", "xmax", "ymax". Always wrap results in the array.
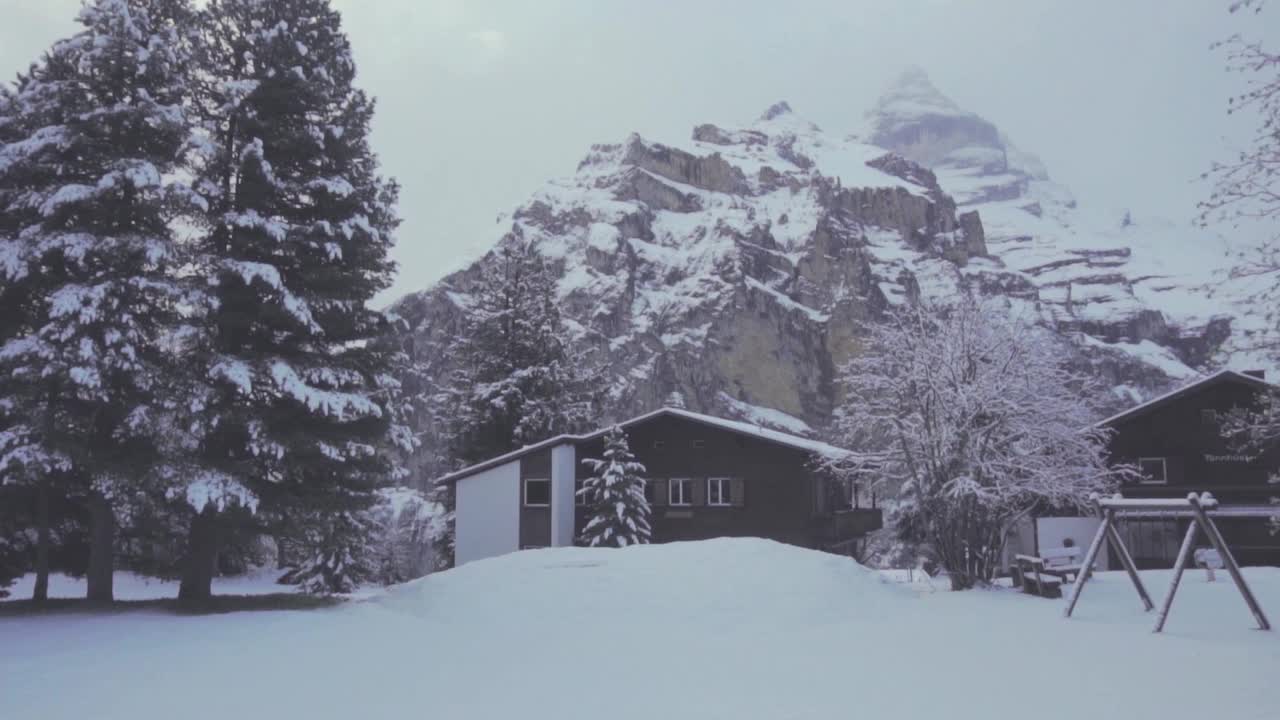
[{"xmin": 436, "ymin": 406, "xmax": 853, "ymax": 485}]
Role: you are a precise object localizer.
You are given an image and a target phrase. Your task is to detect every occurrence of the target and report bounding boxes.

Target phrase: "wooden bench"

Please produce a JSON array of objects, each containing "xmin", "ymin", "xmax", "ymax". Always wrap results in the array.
[{"xmin": 1012, "ymin": 547, "xmax": 1082, "ymax": 599}]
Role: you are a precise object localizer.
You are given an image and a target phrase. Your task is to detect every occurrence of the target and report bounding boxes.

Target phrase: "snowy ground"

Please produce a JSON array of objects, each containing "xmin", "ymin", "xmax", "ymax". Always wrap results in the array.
[{"xmin": 3, "ymin": 538, "xmax": 1278, "ymax": 720}]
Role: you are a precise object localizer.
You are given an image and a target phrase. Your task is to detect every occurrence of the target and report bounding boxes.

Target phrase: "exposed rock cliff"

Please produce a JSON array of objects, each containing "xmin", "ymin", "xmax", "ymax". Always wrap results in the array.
[{"xmin": 394, "ymin": 70, "xmax": 1254, "ymax": 478}]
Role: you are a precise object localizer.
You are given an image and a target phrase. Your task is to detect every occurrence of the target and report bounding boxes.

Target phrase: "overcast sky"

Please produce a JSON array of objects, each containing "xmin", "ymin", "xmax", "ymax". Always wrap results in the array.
[{"xmin": 1, "ymin": 1, "xmax": 1273, "ymax": 304}]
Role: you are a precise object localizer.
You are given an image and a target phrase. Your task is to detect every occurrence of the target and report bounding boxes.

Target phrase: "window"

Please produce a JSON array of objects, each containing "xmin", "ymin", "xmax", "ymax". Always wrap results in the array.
[
  {"xmin": 643, "ymin": 479, "xmax": 657, "ymax": 504},
  {"xmin": 691, "ymin": 439, "xmax": 706, "ymax": 449},
  {"xmin": 653, "ymin": 440, "xmax": 667, "ymax": 450},
  {"xmin": 524, "ymin": 478, "xmax": 550, "ymax": 506},
  {"xmin": 707, "ymin": 477, "xmax": 732, "ymax": 506},
  {"xmin": 1137, "ymin": 458, "xmax": 1167, "ymax": 485},
  {"xmin": 669, "ymin": 477, "xmax": 693, "ymax": 506}
]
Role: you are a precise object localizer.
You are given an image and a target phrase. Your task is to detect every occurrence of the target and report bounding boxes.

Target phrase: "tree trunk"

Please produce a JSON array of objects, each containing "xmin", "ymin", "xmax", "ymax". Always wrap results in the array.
[
  {"xmin": 85, "ymin": 494, "xmax": 114, "ymax": 605},
  {"xmin": 32, "ymin": 483, "xmax": 50, "ymax": 603},
  {"xmin": 178, "ymin": 506, "xmax": 219, "ymax": 604}
]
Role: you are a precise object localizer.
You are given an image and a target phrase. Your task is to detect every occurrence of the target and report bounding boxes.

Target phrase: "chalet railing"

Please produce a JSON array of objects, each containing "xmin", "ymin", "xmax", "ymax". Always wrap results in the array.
[{"xmin": 814, "ymin": 508, "xmax": 883, "ymax": 544}]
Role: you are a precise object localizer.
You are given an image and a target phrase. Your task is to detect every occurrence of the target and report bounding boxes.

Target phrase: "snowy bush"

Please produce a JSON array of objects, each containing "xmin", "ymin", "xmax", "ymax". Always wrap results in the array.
[
  {"xmin": 828, "ymin": 297, "xmax": 1125, "ymax": 589},
  {"xmin": 287, "ymin": 486, "xmax": 445, "ymax": 593},
  {"xmin": 370, "ymin": 487, "xmax": 447, "ymax": 584},
  {"xmin": 578, "ymin": 426, "xmax": 651, "ymax": 548}
]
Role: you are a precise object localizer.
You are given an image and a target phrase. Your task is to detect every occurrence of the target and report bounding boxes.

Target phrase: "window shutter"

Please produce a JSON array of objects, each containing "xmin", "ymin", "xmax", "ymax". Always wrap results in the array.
[
  {"xmin": 691, "ymin": 478, "xmax": 706, "ymax": 506},
  {"xmin": 652, "ymin": 479, "xmax": 667, "ymax": 506},
  {"xmin": 730, "ymin": 478, "xmax": 745, "ymax": 507}
]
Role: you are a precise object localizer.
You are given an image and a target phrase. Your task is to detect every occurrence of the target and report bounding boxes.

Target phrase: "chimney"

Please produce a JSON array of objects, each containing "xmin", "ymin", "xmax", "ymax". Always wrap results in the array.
[{"xmin": 1243, "ymin": 370, "xmax": 1266, "ymax": 380}]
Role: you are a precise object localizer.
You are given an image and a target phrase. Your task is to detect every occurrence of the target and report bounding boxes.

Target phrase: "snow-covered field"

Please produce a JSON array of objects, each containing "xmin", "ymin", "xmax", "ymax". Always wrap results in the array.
[{"xmin": 3, "ymin": 538, "xmax": 1278, "ymax": 720}]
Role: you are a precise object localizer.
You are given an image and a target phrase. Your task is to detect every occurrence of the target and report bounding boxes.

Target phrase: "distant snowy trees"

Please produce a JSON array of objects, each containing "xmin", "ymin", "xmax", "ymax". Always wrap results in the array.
[
  {"xmin": 828, "ymin": 298, "xmax": 1122, "ymax": 589},
  {"xmin": 578, "ymin": 426, "xmax": 651, "ymax": 548},
  {"xmin": 0, "ymin": 0, "xmax": 422, "ymax": 602},
  {"xmin": 444, "ymin": 245, "xmax": 595, "ymax": 465}
]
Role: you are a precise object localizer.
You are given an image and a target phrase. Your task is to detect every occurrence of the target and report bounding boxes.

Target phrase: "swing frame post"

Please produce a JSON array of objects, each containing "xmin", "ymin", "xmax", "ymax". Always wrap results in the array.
[
  {"xmin": 1063, "ymin": 495, "xmax": 1110, "ymax": 619},
  {"xmin": 1187, "ymin": 493, "xmax": 1271, "ymax": 631},
  {"xmin": 1062, "ymin": 492, "xmax": 1271, "ymax": 633},
  {"xmin": 1152, "ymin": 519, "xmax": 1199, "ymax": 633}
]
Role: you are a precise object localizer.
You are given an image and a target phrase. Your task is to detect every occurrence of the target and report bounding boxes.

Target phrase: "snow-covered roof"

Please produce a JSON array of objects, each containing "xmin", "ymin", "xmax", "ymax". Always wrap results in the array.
[
  {"xmin": 437, "ymin": 407, "xmax": 852, "ymax": 485},
  {"xmin": 1095, "ymin": 369, "xmax": 1273, "ymax": 428}
]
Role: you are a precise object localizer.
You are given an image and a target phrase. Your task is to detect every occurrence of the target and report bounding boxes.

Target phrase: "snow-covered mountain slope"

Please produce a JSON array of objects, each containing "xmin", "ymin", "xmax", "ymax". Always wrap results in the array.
[
  {"xmin": 861, "ymin": 67, "xmax": 1261, "ymax": 394},
  {"xmin": 394, "ymin": 69, "xmax": 1260, "ymax": 473}
]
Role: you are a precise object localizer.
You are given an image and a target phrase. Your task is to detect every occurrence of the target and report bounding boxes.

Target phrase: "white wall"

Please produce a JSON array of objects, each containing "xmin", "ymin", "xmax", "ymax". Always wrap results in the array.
[
  {"xmin": 550, "ymin": 444, "xmax": 576, "ymax": 547},
  {"xmin": 455, "ymin": 460, "xmax": 520, "ymax": 566},
  {"xmin": 1036, "ymin": 517, "xmax": 1110, "ymax": 570}
]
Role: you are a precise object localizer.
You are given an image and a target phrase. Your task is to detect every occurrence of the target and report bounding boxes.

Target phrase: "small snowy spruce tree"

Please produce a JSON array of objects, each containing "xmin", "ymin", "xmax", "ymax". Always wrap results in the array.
[
  {"xmin": 578, "ymin": 426, "xmax": 651, "ymax": 548},
  {"xmin": 0, "ymin": 0, "xmax": 197, "ymax": 603},
  {"xmin": 446, "ymin": 244, "xmax": 595, "ymax": 465},
  {"xmin": 187, "ymin": 0, "xmax": 409, "ymax": 594},
  {"xmin": 830, "ymin": 297, "xmax": 1124, "ymax": 589}
]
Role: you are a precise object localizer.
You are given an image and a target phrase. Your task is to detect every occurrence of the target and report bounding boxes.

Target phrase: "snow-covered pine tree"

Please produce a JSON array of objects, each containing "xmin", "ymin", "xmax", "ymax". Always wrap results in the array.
[
  {"xmin": 187, "ymin": 0, "xmax": 408, "ymax": 595},
  {"xmin": 0, "ymin": 0, "xmax": 197, "ymax": 604},
  {"xmin": 446, "ymin": 245, "xmax": 595, "ymax": 465},
  {"xmin": 578, "ymin": 426, "xmax": 651, "ymax": 548}
]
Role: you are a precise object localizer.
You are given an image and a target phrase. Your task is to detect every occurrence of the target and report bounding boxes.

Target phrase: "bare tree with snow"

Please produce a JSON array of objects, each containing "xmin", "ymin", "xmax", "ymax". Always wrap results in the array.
[
  {"xmin": 1202, "ymin": 0, "xmax": 1280, "ymax": 353},
  {"xmin": 829, "ymin": 297, "xmax": 1123, "ymax": 589},
  {"xmin": 1202, "ymin": 0, "xmax": 1280, "ymax": 532}
]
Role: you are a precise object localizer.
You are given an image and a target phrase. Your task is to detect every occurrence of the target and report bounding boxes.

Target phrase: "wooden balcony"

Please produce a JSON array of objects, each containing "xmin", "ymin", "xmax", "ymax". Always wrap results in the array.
[{"xmin": 812, "ymin": 508, "xmax": 884, "ymax": 551}]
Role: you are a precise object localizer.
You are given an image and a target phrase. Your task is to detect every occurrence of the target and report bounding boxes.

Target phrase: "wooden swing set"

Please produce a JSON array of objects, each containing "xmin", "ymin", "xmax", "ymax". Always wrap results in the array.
[{"xmin": 1062, "ymin": 492, "xmax": 1272, "ymax": 633}]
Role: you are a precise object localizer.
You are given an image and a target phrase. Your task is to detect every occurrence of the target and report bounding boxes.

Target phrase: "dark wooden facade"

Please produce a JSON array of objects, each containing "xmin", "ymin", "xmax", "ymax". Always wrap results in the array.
[
  {"xmin": 1102, "ymin": 371, "xmax": 1280, "ymax": 567},
  {"xmin": 515, "ymin": 412, "xmax": 882, "ymax": 553}
]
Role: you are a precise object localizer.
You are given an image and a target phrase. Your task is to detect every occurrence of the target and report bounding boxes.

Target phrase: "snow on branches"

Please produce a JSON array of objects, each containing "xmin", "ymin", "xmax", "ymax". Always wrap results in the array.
[
  {"xmin": 578, "ymin": 426, "xmax": 651, "ymax": 548},
  {"xmin": 827, "ymin": 297, "xmax": 1124, "ymax": 588},
  {"xmin": 1202, "ymin": 0, "xmax": 1280, "ymax": 355},
  {"xmin": 445, "ymin": 244, "xmax": 596, "ymax": 465}
]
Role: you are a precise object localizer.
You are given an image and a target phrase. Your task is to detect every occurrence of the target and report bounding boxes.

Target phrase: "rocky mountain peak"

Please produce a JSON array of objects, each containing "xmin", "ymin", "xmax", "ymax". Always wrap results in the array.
[
  {"xmin": 871, "ymin": 66, "xmax": 966, "ymax": 124},
  {"xmin": 394, "ymin": 79, "xmax": 1260, "ymax": 481},
  {"xmin": 759, "ymin": 100, "xmax": 794, "ymax": 122}
]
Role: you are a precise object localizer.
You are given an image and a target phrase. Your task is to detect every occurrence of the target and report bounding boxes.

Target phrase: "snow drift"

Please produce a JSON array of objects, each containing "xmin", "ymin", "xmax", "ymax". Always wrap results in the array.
[{"xmin": 4, "ymin": 538, "xmax": 1280, "ymax": 720}]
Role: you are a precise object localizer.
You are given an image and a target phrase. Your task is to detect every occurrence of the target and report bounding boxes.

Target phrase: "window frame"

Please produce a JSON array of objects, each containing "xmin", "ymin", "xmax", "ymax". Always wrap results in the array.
[
  {"xmin": 707, "ymin": 477, "xmax": 732, "ymax": 507},
  {"xmin": 1137, "ymin": 457, "xmax": 1168, "ymax": 485},
  {"xmin": 669, "ymin": 477, "xmax": 693, "ymax": 506},
  {"xmin": 523, "ymin": 477, "xmax": 551, "ymax": 507}
]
